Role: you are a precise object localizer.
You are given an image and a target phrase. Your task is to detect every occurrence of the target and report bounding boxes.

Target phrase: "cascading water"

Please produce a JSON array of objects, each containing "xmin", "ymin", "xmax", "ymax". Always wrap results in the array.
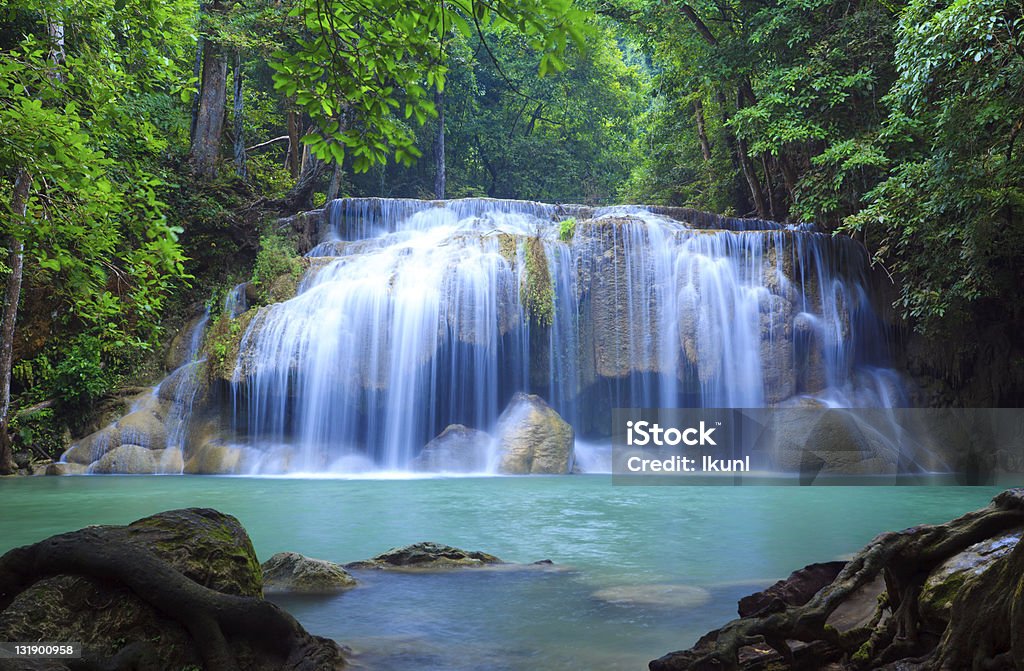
[{"xmin": 221, "ymin": 198, "xmax": 901, "ymax": 473}]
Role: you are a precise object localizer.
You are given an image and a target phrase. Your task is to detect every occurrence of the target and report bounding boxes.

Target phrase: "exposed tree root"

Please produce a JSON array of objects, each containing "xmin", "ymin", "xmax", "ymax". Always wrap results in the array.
[
  {"xmin": 0, "ymin": 527, "xmax": 346, "ymax": 671},
  {"xmin": 650, "ymin": 488, "xmax": 1024, "ymax": 671}
]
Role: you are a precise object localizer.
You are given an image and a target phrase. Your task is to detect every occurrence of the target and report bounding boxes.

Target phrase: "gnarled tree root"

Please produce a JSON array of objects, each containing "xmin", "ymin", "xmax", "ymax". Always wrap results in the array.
[
  {"xmin": 0, "ymin": 529, "xmax": 346, "ymax": 671},
  {"xmin": 651, "ymin": 488, "xmax": 1024, "ymax": 671}
]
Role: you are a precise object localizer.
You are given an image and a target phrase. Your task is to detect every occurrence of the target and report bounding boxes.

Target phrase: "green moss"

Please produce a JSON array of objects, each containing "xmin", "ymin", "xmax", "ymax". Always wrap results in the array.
[
  {"xmin": 558, "ymin": 217, "xmax": 577, "ymax": 242},
  {"xmin": 204, "ymin": 310, "xmax": 256, "ymax": 381},
  {"xmin": 10, "ymin": 407, "xmax": 69, "ymax": 461},
  {"xmin": 922, "ymin": 571, "xmax": 969, "ymax": 610},
  {"xmin": 251, "ymin": 233, "xmax": 303, "ymax": 304},
  {"xmin": 521, "ymin": 236, "xmax": 555, "ymax": 328}
]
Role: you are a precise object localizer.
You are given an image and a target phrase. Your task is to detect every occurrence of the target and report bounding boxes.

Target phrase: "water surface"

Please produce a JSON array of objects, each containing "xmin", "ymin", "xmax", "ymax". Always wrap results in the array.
[{"xmin": 0, "ymin": 477, "xmax": 1002, "ymax": 670}]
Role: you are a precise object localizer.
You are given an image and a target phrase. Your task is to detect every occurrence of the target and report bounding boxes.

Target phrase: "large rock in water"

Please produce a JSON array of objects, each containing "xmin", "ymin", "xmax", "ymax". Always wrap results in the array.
[
  {"xmin": 494, "ymin": 393, "xmax": 574, "ymax": 474},
  {"xmin": 0, "ymin": 508, "xmax": 346, "ymax": 671},
  {"xmin": 410, "ymin": 424, "xmax": 492, "ymax": 472},
  {"xmin": 346, "ymin": 542, "xmax": 504, "ymax": 570},
  {"xmin": 262, "ymin": 552, "xmax": 357, "ymax": 594}
]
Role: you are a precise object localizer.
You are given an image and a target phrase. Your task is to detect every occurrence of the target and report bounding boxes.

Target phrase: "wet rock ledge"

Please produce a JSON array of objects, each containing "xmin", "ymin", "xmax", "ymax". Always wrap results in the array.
[
  {"xmin": 651, "ymin": 488, "xmax": 1024, "ymax": 671},
  {"xmin": 0, "ymin": 509, "xmax": 347, "ymax": 671}
]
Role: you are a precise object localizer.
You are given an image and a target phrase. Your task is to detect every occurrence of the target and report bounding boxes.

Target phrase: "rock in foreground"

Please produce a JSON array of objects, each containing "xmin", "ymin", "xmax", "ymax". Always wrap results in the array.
[
  {"xmin": 346, "ymin": 542, "xmax": 504, "ymax": 570},
  {"xmin": 651, "ymin": 488, "xmax": 1024, "ymax": 671},
  {"xmin": 262, "ymin": 552, "xmax": 357, "ymax": 594},
  {"xmin": 0, "ymin": 508, "xmax": 346, "ymax": 671}
]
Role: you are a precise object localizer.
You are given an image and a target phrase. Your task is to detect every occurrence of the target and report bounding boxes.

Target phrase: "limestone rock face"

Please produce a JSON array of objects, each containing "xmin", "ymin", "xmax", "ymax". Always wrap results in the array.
[
  {"xmin": 494, "ymin": 393, "xmax": 574, "ymax": 474},
  {"xmin": 262, "ymin": 552, "xmax": 357, "ymax": 594},
  {"xmin": 410, "ymin": 424, "xmax": 492, "ymax": 472},
  {"xmin": 346, "ymin": 542, "xmax": 504, "ymax": 571},
  {"xmin": 88, "ymin": 445, "xmax": 158, "ymax": 474}
]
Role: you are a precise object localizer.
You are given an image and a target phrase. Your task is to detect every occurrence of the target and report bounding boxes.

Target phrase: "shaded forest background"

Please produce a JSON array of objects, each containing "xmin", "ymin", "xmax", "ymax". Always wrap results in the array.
[{"xmin": 0, "ymin": 0, "xmax": 1022, "ymax": 471}]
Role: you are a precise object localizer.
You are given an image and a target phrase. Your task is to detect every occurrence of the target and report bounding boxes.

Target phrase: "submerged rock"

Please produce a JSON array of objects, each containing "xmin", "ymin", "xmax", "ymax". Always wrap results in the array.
[
  {"xmin": 410, "ymin": 424, "xmax": 492, "ymax": 472},
  {"xmin": 592, "ymin": 584, "xmax": 710, "ymax": 609},
  {"xmin": 346, "ymin": 542, "xmax": 504, "ymax": 571},
  {"xmin": 262, "ymin": 552, "xmax": 357, "ymax": 594},
  {"xmin": 494, "ymin": 393, "xmax": 574, "ymax": 474},
  {"xmin": 0, "ymin": 508, "xmax": 345, "ymax": 670}
]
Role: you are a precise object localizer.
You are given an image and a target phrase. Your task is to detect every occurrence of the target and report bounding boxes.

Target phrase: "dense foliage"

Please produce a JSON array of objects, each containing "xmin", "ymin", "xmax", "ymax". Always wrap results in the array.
[
  {"xmin": 1, "ymin": 0, "xmax": 1022, "ymax": 468},
  {"xmin": 615, "ymin": 0, "xmax": 1024, "ymax": 399}
]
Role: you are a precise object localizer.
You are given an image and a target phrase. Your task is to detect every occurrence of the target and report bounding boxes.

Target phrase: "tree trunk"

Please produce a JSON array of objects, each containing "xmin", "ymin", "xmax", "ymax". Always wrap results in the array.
[
  {"xmin": 325, "ymin": 163, "xmax": 343, "ymax": 203},
  {"xmin": 693, "ymin": 99, "xmax": 712, "ymax": 161},
  {"xmin": 232, "ymin": 51, "xmax": 247, "ymax": 179},
  {"xmin": 0, "ymin": 172, "xmax": 30, "ymax": 476},
  {"xmin": 761, "ymin": 153, "xmax": 776, "ymax": 219},
  {"xmin": 190, "ymin": 3, "xmax": 205, "ymax": 142},
  {"xmin": 434, "ymin": 88, "xmax": 446, "ymax": 200},
  {"xmin": 286, "ymin": 110, "xmax": 301, "ymax": 178},
  {"xmin": 737, "ymin": 136, "xmax": 767, "ymax": 218},
  {"xmin": 189, "ymin": 1, "xmax": 228, "ymax": 180}
]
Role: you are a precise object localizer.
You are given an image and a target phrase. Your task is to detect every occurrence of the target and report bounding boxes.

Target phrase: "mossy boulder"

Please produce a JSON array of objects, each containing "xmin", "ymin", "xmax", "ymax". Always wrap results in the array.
[
  {"xmin": 495, "ymin": 392, "xmax": 574, "ymax": 474},
  {"xmin": 262, "ymin": 552, "xmax": 357, "ymax": 595},
  {"xmin": 0, "ymin": 510, "xmax": 259, "ymax": 670},
  {"xmin": 346, "ymin": 542, "xmax": 504, "ymax": 571},
  {"xmin": 0, "ymin": 509, "xmax": 345, "ymax": 670},
  {"xmin": 918, "ymin": 527, "xmax": 1023, "ymax": 634}
]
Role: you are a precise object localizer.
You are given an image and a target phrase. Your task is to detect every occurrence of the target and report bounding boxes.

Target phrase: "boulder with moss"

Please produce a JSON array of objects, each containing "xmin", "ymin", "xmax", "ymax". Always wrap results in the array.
[
  {"xmin": 0, "ymin": 508, "xmax": 346, "ymax": 670},
  {"xmin": 345, "ymin": 542, "xmax": 504, "ymax": 571},
  {"xmin": 262, "ymin": 552, "xmax": 357, "ymax": 594}
]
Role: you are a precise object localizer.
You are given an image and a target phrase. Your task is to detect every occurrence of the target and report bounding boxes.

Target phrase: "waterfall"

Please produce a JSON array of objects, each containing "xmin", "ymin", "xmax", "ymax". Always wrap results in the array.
[{"xmin": 224, "ymin": 198, "xmax": 899, "ymax": 472}]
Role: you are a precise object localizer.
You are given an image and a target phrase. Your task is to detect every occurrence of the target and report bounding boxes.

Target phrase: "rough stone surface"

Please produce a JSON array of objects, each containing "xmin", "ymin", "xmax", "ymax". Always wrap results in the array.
[
  {"xmin": 88, "ymin": 445, "xmax": 158, "ymax": 474},
  {"xmin": 918, "ymin": 527, "xmax": 1023, "ymax": 634},
  {"xmin": 769, "ymin": 409, "xmax": 900, "ymax": 475},
  {"xmin": 410, "ymin": 424, "xmax": 491, "ymax": 472},
  {"xmin": 346, "ymin": 542, "xmax": 504, "ymax": 571},
  {"xmin": 115, "ymin": 407, "xmax": 168, "ymax": 450},
  {"xmin": 737, "ymin": 561, "xmax": 847, "ymax": 617},
  {"xmin": 46, "ymin": 462, "xmax": 88, "ymax": 476},
  {"xmin": 494, "ymin": 392, "xmax": 574, "ymax": 474},
  {"xmin": 262, "ymin": 552, "xmax": 357, "ymax": 594},
  {"xmin": 184, "ymin": 440, "xmax": 246, "ymax": 474}
]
